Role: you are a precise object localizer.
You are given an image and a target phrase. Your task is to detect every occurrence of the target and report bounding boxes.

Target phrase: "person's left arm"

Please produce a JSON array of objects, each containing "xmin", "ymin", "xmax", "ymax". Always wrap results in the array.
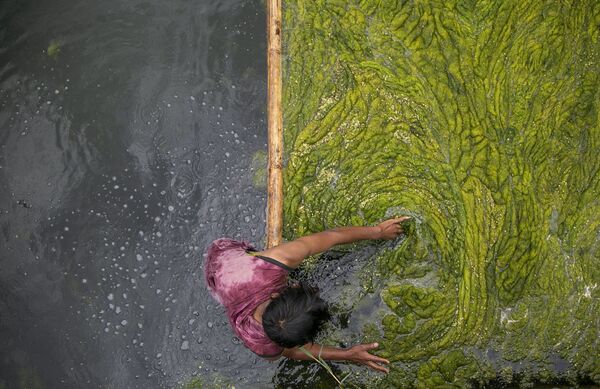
[
  {"xmin": 280, "ymin": 342, "xmax": 390, "ymax": 373},
  {"xmin": 256, "ymin": 217, "xmax": 410, "ymax": 269}
]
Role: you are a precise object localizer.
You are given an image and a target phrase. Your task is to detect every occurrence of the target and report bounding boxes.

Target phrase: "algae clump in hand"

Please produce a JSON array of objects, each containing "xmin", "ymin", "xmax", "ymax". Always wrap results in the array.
[{"xmin": 282, "ymin": 0, "xmax": 600, "ymax": 386}]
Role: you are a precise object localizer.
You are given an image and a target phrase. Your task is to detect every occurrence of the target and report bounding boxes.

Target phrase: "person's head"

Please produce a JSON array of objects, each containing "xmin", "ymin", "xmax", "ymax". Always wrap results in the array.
[{"xmin": 262, "ymin": 283, "xmax": 330, "ymax": 348}]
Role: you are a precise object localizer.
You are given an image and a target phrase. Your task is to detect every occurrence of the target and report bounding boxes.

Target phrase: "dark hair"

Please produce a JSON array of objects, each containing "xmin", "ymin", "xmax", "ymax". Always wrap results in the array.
[{"xmin": 262, "ymin": 283, "xmax": 330, "ymax": 348}]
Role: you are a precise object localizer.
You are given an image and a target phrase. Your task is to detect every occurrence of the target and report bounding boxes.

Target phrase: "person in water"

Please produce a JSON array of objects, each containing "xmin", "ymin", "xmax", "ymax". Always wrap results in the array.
[{"xmin": 204, "ymin": 216, "xmax": 410, "ymax": 373}]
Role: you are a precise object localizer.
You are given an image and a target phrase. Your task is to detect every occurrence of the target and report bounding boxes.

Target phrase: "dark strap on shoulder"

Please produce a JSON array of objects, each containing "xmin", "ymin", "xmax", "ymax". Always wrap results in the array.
[
  {"xmin": 254, "ymin": 254, "xmax": 294, "ymax": 272},
  {"xmin": 246, "ymin": 251, "xmax": 294, "ymax": 272}
]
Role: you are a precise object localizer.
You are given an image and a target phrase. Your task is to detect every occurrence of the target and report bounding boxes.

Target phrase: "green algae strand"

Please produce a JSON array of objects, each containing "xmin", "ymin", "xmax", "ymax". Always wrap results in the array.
[{"xmin": 282, "ymin": 0, "xmax": 600, "ymax": 386}]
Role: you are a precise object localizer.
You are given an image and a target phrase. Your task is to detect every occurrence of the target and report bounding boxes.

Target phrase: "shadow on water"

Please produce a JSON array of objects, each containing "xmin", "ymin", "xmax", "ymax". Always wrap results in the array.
[{"xmin": 0, "ymin": 0, "xmax": 295, "ymax": 387}]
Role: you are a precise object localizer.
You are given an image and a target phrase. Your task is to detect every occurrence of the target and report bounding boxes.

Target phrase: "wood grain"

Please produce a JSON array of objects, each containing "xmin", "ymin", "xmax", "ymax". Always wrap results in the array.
[{"xmin": 266, "ymin": 0, "xmax": 283, "ymax": 248}]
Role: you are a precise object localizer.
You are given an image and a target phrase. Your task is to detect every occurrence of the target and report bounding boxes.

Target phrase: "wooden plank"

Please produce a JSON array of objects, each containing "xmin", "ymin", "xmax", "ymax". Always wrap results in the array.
[{"xmin": 266, "ymin": 0, "xmax": 283, "ymax": 248}]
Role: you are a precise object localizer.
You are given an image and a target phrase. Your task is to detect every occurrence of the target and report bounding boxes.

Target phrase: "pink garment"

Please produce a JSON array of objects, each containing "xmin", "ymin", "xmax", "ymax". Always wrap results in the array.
[{"xmin": 204, "ymin": 238, "xmax": 291, "ymax": 357}]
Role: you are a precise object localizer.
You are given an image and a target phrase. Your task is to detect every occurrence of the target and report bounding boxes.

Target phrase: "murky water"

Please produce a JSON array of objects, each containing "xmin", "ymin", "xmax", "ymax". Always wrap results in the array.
[
  {"xmin": 0, "ymin": 0, "xmax": 282, "ymax": 387},
  {"xmin": 4, "ymin": 1, "xmax": 599, "ymax": 388}
]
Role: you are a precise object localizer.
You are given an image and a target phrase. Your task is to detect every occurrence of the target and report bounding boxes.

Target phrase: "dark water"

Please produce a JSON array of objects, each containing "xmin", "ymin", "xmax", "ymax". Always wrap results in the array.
[{"xmin": 0, "ymin": 0, "xmax": 282, "ymax": 387}]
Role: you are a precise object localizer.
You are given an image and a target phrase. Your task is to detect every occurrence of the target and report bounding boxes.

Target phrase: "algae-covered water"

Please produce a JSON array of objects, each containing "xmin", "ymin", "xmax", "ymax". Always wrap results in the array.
[{"xmin": 282, "ymin": 0, "xmax": 600, "ymax": 387}]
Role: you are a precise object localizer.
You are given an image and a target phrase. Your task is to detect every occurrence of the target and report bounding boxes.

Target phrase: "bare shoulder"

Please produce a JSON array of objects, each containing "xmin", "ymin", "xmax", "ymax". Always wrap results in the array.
[{"xmin": 253, "ymin": 246, "xmax": 297, "ymax": 269}]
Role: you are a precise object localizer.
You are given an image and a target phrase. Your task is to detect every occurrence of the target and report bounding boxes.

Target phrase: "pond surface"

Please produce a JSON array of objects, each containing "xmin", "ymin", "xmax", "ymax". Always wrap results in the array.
[
  {"xmin": 3, "ymin": 1, "xmax": 600, "ymax": 388},
  {"xmin": 0, "ymin": 0, "xmax": 283, "ymax": 387}
]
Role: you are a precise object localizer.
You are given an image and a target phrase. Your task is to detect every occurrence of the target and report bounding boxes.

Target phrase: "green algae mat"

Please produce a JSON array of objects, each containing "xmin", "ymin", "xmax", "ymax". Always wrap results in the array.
[{"xmin": 281, "ymin": 0, "xmax": 600, "ymax": 387}]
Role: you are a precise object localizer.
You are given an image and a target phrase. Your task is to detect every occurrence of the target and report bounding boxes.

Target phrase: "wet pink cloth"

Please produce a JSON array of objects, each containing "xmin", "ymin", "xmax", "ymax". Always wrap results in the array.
[{"xmin": 204, "ymin": 238, "xmax": 290, "ymax": 358}]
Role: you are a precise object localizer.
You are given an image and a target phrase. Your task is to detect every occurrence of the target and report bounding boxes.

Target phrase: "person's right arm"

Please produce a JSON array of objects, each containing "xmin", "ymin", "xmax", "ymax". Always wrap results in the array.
[
  {"xmin": 281, "ymin": 342, "xmax": 390, "ymax": 373},
  {"xmin": 256, "ymin": 217, "xmax": 410, "ymax": 269}
]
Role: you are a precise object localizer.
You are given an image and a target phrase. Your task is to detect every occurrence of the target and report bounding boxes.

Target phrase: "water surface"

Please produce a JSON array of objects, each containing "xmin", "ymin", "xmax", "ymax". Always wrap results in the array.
[{"xmin": 0, "ymin": 0, "xmax": 278, "ymax": 387}]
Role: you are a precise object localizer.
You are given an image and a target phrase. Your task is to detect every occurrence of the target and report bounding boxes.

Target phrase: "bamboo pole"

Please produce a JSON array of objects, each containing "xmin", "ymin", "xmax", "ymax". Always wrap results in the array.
[{"xmin": 266, "ymin": 0, "xmax": 283, "ymax": 248}]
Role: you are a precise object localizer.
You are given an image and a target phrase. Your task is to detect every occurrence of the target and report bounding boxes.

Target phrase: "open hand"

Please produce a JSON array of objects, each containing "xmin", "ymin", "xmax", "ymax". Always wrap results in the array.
[
  {"xmin": 376, "ymin": 216, "xmax": 411, "ymax": 240},
  {"xmin": 346, "ymin": 342, "xmax": 390, "ymax": 373}
]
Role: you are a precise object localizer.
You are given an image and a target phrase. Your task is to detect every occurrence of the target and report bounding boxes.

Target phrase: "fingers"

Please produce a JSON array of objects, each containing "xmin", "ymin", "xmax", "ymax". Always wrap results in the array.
[
  {"xmin": 370, "ymin": 354, "xmax": 390, "ymax": 365},
  {"xmin": 381, "ymin": 223, "xmax": 403, "ymax": 239},
  {"xmin": 363, "ymin": 342, "xmax": 379, "ymax": 350},
  {"xmin": 393, "ymin": 216, "xmax": 411, "ymax": 223},
  {"xmin": 366, "ymin": 360, "xmax": 390, "ymax": 374},
  {"xmin": 362, "ymin": 343, "xmax": 390, "ymax": 364},
  {"xmin": 355, "ymin": 343, "xmax": 391, "ymax": 373}
]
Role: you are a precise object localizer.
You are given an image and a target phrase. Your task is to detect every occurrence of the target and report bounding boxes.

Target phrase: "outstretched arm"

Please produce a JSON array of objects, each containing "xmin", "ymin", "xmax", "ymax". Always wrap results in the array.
[
  {"xmin": 256, "ymin": 217, "xmax": 410, "ymax": 269},
  {"xmin": 282, "ymin": 342, "xmax": 390, "ymax": 373}
]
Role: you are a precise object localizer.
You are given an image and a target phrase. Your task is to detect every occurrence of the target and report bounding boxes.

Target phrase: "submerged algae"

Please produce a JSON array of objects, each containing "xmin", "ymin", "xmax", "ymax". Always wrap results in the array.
[
  {"xmin": 47, "ymin": 40, "xmax": 61, "ymax": 59},
  {"xmin": 251, "ymin": 150, "xmax": 268, "ymax": 189},
  {"xmin": 282, "ymin": 0, "xmax": 600, "ymax": 386}
]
